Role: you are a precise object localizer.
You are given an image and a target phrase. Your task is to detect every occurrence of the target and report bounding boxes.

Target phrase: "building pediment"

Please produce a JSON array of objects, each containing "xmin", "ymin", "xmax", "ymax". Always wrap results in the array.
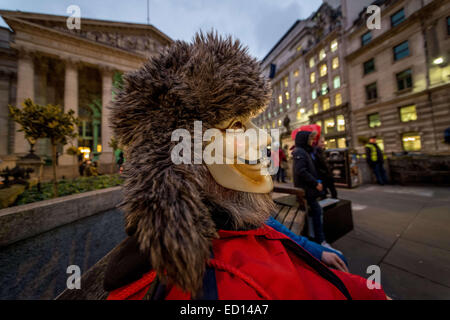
[{"xmin": 0, "ymin": 10, "xmax": 172, "ymax": 59}]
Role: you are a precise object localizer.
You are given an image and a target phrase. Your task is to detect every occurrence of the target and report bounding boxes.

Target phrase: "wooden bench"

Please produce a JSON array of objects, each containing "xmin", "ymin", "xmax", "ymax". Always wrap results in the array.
[
  {"xmin": 272, "ymin": 186, "xmax": 354, "ymax": 242},
  {"xmin": 272, "ymin": 185, "xmax": 308, "ymax": 236}
]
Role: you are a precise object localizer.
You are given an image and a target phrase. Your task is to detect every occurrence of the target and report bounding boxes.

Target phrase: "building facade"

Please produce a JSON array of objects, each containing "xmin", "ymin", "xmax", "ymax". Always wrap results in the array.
[
  {"xmin": 0, "ymin": 11, "xmax": 172, "ymax": 175},
  {"xmin": 345, "ymin": 0, "xmax": 450, "ymax": 154},
  {"xmin": 255, "ymin": 2, "xmax": 353, "ymax": 150}
]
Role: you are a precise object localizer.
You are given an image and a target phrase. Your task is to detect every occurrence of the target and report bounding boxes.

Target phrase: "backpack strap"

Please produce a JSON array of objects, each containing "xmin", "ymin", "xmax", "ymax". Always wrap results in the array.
[{"xmin": 282, "ymin": 239, "xmax": 353, "ymax": 300}]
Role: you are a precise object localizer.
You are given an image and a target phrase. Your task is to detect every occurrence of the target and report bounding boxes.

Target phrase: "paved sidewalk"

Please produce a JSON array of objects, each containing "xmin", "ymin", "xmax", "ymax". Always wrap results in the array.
[{"xmin": 273, "ymin": 183, "xmax": 450, "ymax": 300}]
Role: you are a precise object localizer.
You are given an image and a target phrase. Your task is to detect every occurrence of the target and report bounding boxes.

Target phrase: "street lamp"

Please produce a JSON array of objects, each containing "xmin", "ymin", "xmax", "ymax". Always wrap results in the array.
[{"xmin": 433, "ymin": 57, "xmax": 444, "ymax": 65}]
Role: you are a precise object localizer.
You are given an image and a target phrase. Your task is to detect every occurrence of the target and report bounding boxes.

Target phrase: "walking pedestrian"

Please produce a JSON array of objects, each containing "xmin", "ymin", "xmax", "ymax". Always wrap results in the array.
[{"xmin": 365, "ymin": 136, "xmax": 388, "ymax": 185}]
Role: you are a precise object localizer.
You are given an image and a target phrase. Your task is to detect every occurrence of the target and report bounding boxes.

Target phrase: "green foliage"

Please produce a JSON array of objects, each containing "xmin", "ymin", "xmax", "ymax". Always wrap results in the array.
[
  {"xmin": 14, "ymin": 174, "xmax": 124, "ymax": 207},
  {"xmin": 108, "ymin": 136, "xmax": 119, "ymax": 151},
  {"xmin": 66, "ymin": 146, "xmax": 79, "ymax": 156}
]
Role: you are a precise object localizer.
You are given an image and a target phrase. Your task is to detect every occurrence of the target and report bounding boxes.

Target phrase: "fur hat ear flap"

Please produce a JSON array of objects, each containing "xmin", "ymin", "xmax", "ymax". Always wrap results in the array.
[{"xmin": 119, "ymin": 141, "xmax": 217, "ymax": 294}]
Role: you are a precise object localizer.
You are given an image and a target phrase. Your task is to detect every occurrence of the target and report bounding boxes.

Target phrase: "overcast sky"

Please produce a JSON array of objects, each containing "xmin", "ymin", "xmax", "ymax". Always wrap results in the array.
[{"xmin": 0, "ymin": 0, "xmax": 322, "ymax": 60}]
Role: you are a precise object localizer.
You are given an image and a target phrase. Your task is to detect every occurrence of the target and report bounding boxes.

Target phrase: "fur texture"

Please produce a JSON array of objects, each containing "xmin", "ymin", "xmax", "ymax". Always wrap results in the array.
[{"xmin": 109, "ymin": 31, "xmax": 272, "ymax": 295}]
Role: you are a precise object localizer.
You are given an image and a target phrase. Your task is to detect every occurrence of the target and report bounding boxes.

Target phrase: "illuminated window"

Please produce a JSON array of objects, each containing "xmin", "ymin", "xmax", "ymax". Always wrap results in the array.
[
  {"xmin": 296, "ymin": 96, "xmax": 302, "ymax": 105},
  {"xmin": 319, "ymin": 49, "xmax": 326, "ymax": 61},
  {"xmin": 324, "ymin": 118, "xmax": 335, "ymax": 134},
  {"xmin": 333, "ymin": 76, "xmax": 341, "ymax": 89},
  {"xmin": 268, "ymin": 112, "xmax": 271, "ymax": 119},
  {"xmin": 272, "ymin": 121, "xmax": 275, "ymax": 128},
  {"xmin": 309, "ymin": 57, "xmax": 315, "ymax": 68},
  {"xmin": 294, "ymin": 69, "xmax": 299, "ymax": 77},
  {"xmin": 286, "ymin": 104, "xmax": 290, "ymax": 110},
  {"xmin": 335, "ymin": 93, "xmax": 342, "ymax": 106},
  {"xmin": 310, "ymin": 72, "xmax": 316, "ymax": 83},
  {"xmin": 295, "ymin": 82, "xmax": 301, "ymax": 94},
  {"xmin": 321, "ymin": 83, "xmax": 328, "ymax": 95},
  {"xmin": 280, "ymin": 106, "xmax": 283, "ymax": 113},
  {"xmin": 337, "ymin": 115, "xmax": 345, "ymax": 131},
  {"xmin": 296, "ymin": 45, "xmax": 302, "ymax": 52},
  {"xmin": 320, "ymin": 64, "xmax": 327, "ymax": 77},
  {"xmin": 278, "ymin": 119, "xmax": 282, "ymax": 126},
  {"xmin": 312, "ymin": 89, "xmax": 317, "ymax": 100},
  {"xmin": 313, "ymin": 103, "xmax": 319, "ymax": 114},
  {"xmin": 368, "ymin": 113, "xmax": 381, "ymax": 128},
  {"xmin": 323, "ymin": 98, "xmax": 330, "ymax": 110},
  {"xmin": 400, "ymin": 105, "xmax": 417, "ymax": 122},
  {"xmin": 297, "ymin": 110, "xmax": 302, "ymax": 120},
  {"xmin": 316, "ymin": 120, "xmax": 322, "ymax": 128},
  {"xmin": 327, "ymin": 139, "xmax": 337, "ymax": 149},
  {"xmin": 402, "ymin": 133, "xmax": 421, "ymax": 151},
  {"xmin": 285, "ymin": 91, "xmax": 290, "ymax": 101},
  {"xmin": 337, "ymin": 138, "xmax": 346, "ymax": 148},
  {"xmin": 284, "ymin": 76, "xmax": 289, "ymax": 88},
  {"xmin": 332, "ymin": 57, "xmax": 339, "ymax": 69},
  {"xmin": 330, "ymin": 39, "xmax": 338, "ymax": 52}
]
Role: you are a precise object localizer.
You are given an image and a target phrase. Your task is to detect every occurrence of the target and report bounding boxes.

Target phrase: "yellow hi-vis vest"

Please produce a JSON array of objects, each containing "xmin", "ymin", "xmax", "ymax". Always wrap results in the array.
[{"xmin": 365, "ymin": 143, "xmax": 378, "ymax": 162}]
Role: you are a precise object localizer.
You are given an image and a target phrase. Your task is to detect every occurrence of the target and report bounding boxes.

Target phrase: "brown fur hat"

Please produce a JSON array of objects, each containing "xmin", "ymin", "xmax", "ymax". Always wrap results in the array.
[{"xmin": 109, "ymin": 31, "xmax": 271, "ymax": 295}]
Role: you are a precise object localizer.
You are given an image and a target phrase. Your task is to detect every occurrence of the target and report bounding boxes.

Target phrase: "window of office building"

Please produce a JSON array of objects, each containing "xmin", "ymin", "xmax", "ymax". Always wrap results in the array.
[
  {"xmin": 368, "ymin": 113, "xmax": 381, "ymax": 128},
  {"xmin": 286, "ymin": 104, "xmax": 290, "ymax": 110},
  {"xmin": 332, "ymin": 57, "xmax": 339, "ymax": 69},
  {"xmin": 278, "ymin": 95, "xmax": 283, "ymax": 105},
  {"xmin": 402, "ymin": 133, "xmax": 421, "ymax": 151},
  {"xmin": 272, "ymin": 121, "xmax": 276, "ymax": 128},
  {"xmin": 295, "ymin": 82, "xmax": 301, "ymax": 94},
  {"xmin": 333, "ymin": 76, "xmax": 341, "ymax": 89},
  {"xmin": 280, "ymin": 106, "xmax": 283, "ymax": 113},
  {"xmin": 268, "ymin": 112, "xmax": 271, "ymax": 119},
  {"xmin": 309, "ymin": 57, "xmax": 315, "ymax": 68},
  {"xmin": 297, "ymin": 45, "xmax": 302, "ymax": 52},
  {"xmin": 394, "ymin": 41, "xmax": 410, "ymax": 61},
  {"xmin": 327, "ymin": 139, "xmax": 337, "ymax": 149},
  {"xmin": 314, "ymin": 102, "xmax": 319, "ymax": 114},
  {"xmin": 396, "ymin": 69, "xmax": 413, "ymax": 91},
  {"xmin": 400, "ymin": 105, "xmax": 417, "ymax": 122},
  {"xmin": 321, "ymin": 83, "xmax": 329, "ymax": 95},
  {"xmin": 335, "ymin": 93, "xmax": 342, "ymax": 106},
  {"xmin": 365, "ymin": 82, "xmax": 378, "ymax": 101},
  {"xmin": 391, "ymin": 8, "xmax": 405, "ymax": 27},
  {"xmin": 312, "ymin": 89, "xmax": 317, "ymax": 100},
  {"xmin": 296, "ymin": 96, "xmax": 301, "ymax": 105},
  {"xmin": 337, "ymin": 138, "xmax": 346, "ymax": 148},
  {"xmin": 331, "ymin": 39, "xmax": 338, "ymax": 52},
  {"xmin": 337, "ymin": 115, "xmax": 345, "ymax": 132},
  {"xmin": 285, "ymin": 91, "xmax": 290, "ymax": 101},
  {"xmin": 284, "ymin": 76, "xmax": 289, "ymax": 88},
  {"xmin": 361, "ymin": 31, "xmax": 372, "ymax": 46},
  {"xmin": 278, "ymin": 119, "xmax": 282, "ymax": 126},
  {"xmin": 319, "ymin": 49, "xmax": 326, "ymax": 61},
  {"xmin": 297, "ymin": 110, "xmax": 302, "ymax": 120},
  {"xmin": 320, "ymin": 64, "xmax": 327, "ymax": 77},
  {"xmin": 323, "ymin": 98, "xmax": 330, "ymax": 110},
  {"xmin": 363, "ymin": 58, "xmax": 375, "ymax": 75},
  {"xmin": 310, "ymin": 72, "xmax": 316, "ymax": 83},
  {"xmin": 294, "ymin": 69, "xmax": 299, "ymax": 77},
  {"xmin": 324, "ymin": 118, "xmax": 335, "ymax": 134}
]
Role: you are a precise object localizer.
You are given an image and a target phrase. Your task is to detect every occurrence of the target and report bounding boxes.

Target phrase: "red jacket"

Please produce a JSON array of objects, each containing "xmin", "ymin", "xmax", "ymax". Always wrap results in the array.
[{"xmin": 107, "ymin": 226, "xmax": 386, "ymax": 300}]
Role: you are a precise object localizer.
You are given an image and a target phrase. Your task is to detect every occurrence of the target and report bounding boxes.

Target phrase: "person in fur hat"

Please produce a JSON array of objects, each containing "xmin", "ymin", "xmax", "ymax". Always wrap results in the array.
[{"xmin": 57, "ymin": 31, "xmax": 388, "ymax": 300}]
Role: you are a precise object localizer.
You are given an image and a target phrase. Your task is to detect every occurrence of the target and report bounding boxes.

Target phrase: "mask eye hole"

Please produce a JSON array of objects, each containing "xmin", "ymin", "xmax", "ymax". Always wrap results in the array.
[{"xmin": 230, "ymin": 121, "xmax": 244, "ymax": 130}]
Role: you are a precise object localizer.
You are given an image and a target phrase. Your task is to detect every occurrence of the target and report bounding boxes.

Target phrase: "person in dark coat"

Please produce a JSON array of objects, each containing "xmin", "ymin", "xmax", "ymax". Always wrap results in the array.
[
  {"xmin": 293, "ymin": 130, "xmax": 335, "ymax": 250},
  {"xmin": 316, "ymin": 137, "xmax": 338, "ymax": 199}
]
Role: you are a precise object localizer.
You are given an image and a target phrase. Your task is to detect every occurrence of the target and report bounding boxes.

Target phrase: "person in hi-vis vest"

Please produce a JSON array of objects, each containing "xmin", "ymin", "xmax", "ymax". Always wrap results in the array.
[{"xmin": 365, "ymin": 136, "xmax": 388, "ymax": 185}]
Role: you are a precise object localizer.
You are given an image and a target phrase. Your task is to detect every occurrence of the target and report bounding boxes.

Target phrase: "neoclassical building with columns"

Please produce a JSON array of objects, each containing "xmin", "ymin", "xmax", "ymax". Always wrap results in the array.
[{"xmin": 0, "ymin": 10, "xmax": 172, "ymax": 177}]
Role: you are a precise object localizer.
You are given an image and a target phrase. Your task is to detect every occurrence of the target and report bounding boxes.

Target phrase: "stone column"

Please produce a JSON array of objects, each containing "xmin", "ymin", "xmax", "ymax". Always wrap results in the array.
[
  {"xmin": 59, "ymin": 58, "xmax": 79, "ymax": 167},
  {"xmin": 14, "ymin": 49, "xmax": 35, "ymax": 155},
  {"xmin": 99, "ymin": 66, "xmax": 114, "ymax": 168}
]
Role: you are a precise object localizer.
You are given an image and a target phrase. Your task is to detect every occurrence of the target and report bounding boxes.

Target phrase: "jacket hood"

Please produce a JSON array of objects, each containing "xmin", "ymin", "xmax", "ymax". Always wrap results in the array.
[
  {"xmin": 295, "ymin": 131, "xmax": 312, "ymax": 149},
  {"xmin": 109, "ymin": 31, "xmax": 271, "ymax": 295}
]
